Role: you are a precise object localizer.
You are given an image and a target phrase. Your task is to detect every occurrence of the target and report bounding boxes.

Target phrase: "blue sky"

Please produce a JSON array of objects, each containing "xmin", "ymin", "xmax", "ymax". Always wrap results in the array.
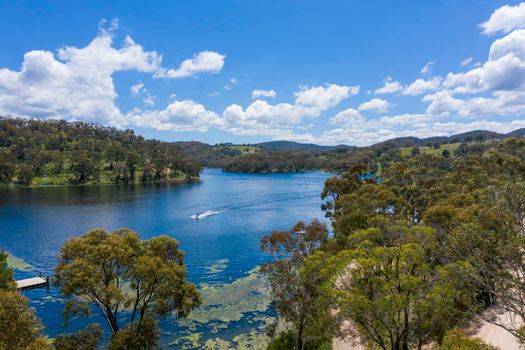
[{"xmin": 1, "ymin": 1, "xmax": 525, "ymax": 145}]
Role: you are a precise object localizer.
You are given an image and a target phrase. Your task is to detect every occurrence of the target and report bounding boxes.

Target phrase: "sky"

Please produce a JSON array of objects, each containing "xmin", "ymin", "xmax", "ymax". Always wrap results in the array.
[{"xmin": 2, "ymin": 1, "xmax": 525, "ymax": 146}]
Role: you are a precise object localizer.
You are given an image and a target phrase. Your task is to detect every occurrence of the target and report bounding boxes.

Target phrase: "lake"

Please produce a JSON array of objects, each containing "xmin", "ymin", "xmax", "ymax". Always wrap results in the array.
[{"xmin": 0, "ymin": 168, "xmax": 332, "ymax": 348}]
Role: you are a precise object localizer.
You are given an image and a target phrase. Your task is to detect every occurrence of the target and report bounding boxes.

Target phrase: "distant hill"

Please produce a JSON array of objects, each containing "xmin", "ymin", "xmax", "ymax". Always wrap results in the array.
[
  {"xmin": 176, "ymin": 128, "xmax": 525, "ymax": 157},
  {"xmin": 371, "ymin": 129, "xmax": 525, "ymax": 149},
  {"xmin": 503, "ymin": 128, "xmax": 525, "ymax": 138},
  {"xmin": 253, "ymin": 140, "xmax": 353, "ymax": 151},
  {"xmin": 174, "ymin": 140, "xmax": 354, "ymax": 166},
  {"xmin": 174, "ymin": 128, "xmax": 525, "ymax": 169}
]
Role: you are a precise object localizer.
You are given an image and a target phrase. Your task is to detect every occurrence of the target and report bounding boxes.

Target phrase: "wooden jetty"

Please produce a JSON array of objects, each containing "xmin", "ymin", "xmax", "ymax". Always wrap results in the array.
[{"xmin": 16, "ymin": 276, "xmax": 49, "ymax": 291}]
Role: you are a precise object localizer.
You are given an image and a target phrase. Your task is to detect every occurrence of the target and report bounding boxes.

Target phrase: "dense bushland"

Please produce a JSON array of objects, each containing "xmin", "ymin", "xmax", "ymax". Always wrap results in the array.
[
  {"xmin": 0, "ymin": 117, "xmax": 201, "ymax": 187},
  {"xmin": 263, "ymin": 137, "xmax": 525, "ymax": 350}
]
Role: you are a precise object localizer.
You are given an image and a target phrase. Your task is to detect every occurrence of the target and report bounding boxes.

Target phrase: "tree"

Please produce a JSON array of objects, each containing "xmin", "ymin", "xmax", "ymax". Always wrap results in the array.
[
  {"xmin": 54, "ymin": 229, "xmax": 201, "ymax": 349},
  {"xmin": 321, "ymin": 166, "xmax": 368, "ymax": 218},
  {"xmin": 54, "ymin": 324, "xmax": 103, "ymax": 350},
  {"xmin": 0, "ymin": 149, "xmax": 15, "ymax": 187},
  {"xmin": 0, "ymin": 252, "xmax": 48, "ymax": 349},
  {"xmin": 411, "ymin": 147, "xmax": 421, "ymax": 156},
  {"xmin": 260, "ymin": 220, "xmax": 330, "ymax": 350},
  {"xmin": 331, "ymin": 183, "xmax": 404, "ymax": 243},
  {"xmin": 383, "ymin": 154, "xmax": 450, "ymax": 224},
  {"xmin": 445, "ymin": 182, "xmax": 525, "ymax": 343},
  {"xmin": 0, "ymin": 250, "xmax": 15, "ymax": 290},
  {"xmin": 17, "ymin": 164, "xmax": 34, "ymax": 186},
  {"xmin": 304, "ymin": 135, "xmax": 525, "ymax": 349},
  {"xmin": 329, "ymin": 240, "xmax": 476, "ymax": 350},
  {"xmin": 441, "ymin": 149, "xmax": 451, "ymax": 158},
  {"xmin": 0, "ymin": 290, "xmax": 50, "ymax": 350},
  {"xmin": 69, "ymin": 151, "xmax": 98, "ymax": 184}
]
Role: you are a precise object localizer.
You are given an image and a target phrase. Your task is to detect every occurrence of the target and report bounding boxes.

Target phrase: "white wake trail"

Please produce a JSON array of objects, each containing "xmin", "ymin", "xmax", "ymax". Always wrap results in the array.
[{"xmin": 190, "ymin": 209, "xmax": 226, "ymax": 219}]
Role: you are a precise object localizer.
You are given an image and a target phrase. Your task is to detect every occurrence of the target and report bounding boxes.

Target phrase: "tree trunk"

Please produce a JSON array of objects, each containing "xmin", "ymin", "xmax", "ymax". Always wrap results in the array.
[
  {"xmin": 106, "ymin": 307, "xmax": 119, "ymax": 333},
  {"xmin": 297, "ymin": 321, "xmax": 305, "ymax": 350}
]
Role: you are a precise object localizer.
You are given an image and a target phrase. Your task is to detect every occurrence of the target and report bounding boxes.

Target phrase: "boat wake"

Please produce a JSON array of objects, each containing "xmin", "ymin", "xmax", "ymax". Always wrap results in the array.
[
  {"xmin": 190, "ymin": 192, "xmax": 319, "ymax": 220},
  {"xmin": 191, "ymin": 209, "xmax": 226, "ymax": 219}
]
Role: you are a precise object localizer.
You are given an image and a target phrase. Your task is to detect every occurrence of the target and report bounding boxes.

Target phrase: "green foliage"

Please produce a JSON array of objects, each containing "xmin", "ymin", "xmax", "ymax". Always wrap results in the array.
[
  {"xmin": 54, "ymin": 229, "xmax": 201, "ymax": 348},
  {"xmin": 434, "ymin": 329, "xmax": 496, "ymax": 350},
  {"xmin": 328, "ymin": 234, "xmax": 477, "ymax": 350},
  {"xmin": 69, "ymin": 151, "xmax": 99, "ymax": 184},
  {"xmin": 266, "ymin": 331, "xmax": 331, "ymax": 350},
  {"xmin": 108, "ymin": 317, "xmax": 158, "ymax": 350},
  {"xmin": 0, "ymin": 148, "xmax": 15, "ymax": 186},
  {"xmin": 223, "ymin": 151, "xmax": 322, "ymax": 173},
  {"xmin": 0, "ymin": 117, "xmax": 201, "ymax": 186},
  {"xmin": 260, "ymin": 220, "xmax": 331, "ymax": 350},
  {"xmin": 0, "ymin": 251, "xmax": 15, "ymax": 290},
  {"xmin": 0, "ymin": 290, "xmax": 50, "ymax": 350},
  {"xmin": 54, "ymin": 324, "xmax": 103, "ymax": 350},
  {"xmin": 292, "ymin": 136, "xmax": 525, "ymax": 348}
]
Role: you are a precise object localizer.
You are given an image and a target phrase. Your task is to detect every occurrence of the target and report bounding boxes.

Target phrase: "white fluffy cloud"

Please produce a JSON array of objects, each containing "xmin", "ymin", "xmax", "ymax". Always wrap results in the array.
[
  {"xmin": 0, "ymin": 23, "xmax": 228, "ymax": 132},
  {"xmin": 322, "ymin": 3, "xmax": 525, "ymax": 146},
  {"xmin": 251, "ymin": 89, "xmax": 277, "ymax": 99},
  {"xmin": 358, "ymin": 98, "xmax": 390, "ymax": 113},
  {"xmin": 480, "ymin": 2, "xmax": 525, "ymax": 35},
  {"xmin": 0, "ymin": 30, "xmax": 161, "ymax": 126},
  {"xmin": 322, "ymin": 112, "xmax": 525, "ymax": 146},
  {"xmin": 423, "ymin": 90, "xmax": 525, "ymax": 117},
  {"xmin": 403, "ymin": 77, "xmax": 442, "ymax": 96},
  {"xmin": 4, "ymin": 5, "xmax": 525, "ymax": 146},
  {"xmin": 154, "ymin": 51, "xmax": 225, "ymax": 79},
  {"xmin": 221, "ymin": 84, "xmax": 358, "ymax": 138},
  {"xmin": 129, "ymin": 99, "xmax": 221, "ymax": 132},
  {"xmin": 375, "ymin": 77, "xmax": 402, "ymax": 94},
  {"xmin": 442, "ymin": 30, "xmax": 525, "ymax": 94},
  {"xmin": 298, "ymin": 3, "xmax": 525, "ymax": 145},
  {"xmin": 374, "ymin": 76, "xmax": 442, "ymax": 96},
  {"xmin": 294, "ymin": 84, "xmax": 359, "ymax": 108},
  {"xmin": 329, "ymin": 108, "xmax": 364, "ymax": 127}
]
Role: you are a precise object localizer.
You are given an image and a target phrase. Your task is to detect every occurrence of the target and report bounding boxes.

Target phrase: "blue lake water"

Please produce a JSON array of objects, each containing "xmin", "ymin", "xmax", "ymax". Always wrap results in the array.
[{"xmin": 0, "ymin": 168, "xmax": 332, "ymax": 348}]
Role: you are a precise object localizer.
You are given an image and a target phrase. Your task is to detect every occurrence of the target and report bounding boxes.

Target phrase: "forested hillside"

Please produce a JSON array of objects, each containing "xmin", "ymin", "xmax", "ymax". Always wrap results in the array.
[
  {"xmin": 0, "ymin": 117, "xmax": 201, "ymax": 187},
  {"xmin": 254, "ymin": 140, "xmax": 352, "ymax": 151},
  {"xmin": 219, "ymin": 129, "xmax": 525, "ymax": 174},
  {"xmin": 3, "ymin": 116, "xmax": 524, "ymax": 185},
  {"xmin": 173, "ymin": 141, "xmax": 259, "ymax": 167}
]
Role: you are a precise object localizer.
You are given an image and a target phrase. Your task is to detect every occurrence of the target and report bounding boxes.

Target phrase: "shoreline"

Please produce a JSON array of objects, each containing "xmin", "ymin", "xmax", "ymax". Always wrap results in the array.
[{"xmin": 0, "ymin": 176, "xmax": 201, "ymax": 190}]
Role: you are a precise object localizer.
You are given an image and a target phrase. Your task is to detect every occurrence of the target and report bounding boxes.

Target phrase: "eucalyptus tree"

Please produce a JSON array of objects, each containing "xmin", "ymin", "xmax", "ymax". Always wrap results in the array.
[
  {"xmin": 0, "ymin": 252, "xmax": 49, "ymax": 350},
  {"xmin": 54, "ymin": 228, "xmax": 201, "ymax": 349},
  {"xmin": 320, "ymin": 223, "xmax": 478, "ymax": 350},
  {"xmin": 260, "ymin": 220, "xmax": 331, "ymax": 350}
]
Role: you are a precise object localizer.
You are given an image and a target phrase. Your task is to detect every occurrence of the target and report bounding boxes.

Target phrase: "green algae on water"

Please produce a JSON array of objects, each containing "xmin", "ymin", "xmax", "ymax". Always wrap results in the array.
[
  {"xmin": 170, "ymin": 332, "xmax": 203, "ymax": 349},
  {"xmin": 188, "ymin": 267, "xmax": 270, "ymax": 324},
  {"xmin": 6, "ymin": 252, "xmax": 34, "ymax": 271},
  {"xmin": 172, "ymin": 266, "xmax": 274, "ymax": 349},
  {"xmin": 205, "ymin": 258, "xmax": 229, "ymax": 274}
]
